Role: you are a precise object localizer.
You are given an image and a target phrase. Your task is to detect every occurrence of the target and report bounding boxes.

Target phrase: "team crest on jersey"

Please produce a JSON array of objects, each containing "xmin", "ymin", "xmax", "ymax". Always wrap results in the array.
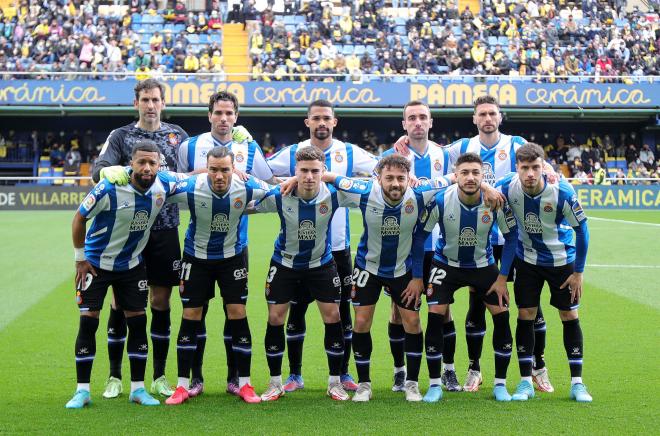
[
  {"xmin": 298, "ymin": 220, "xmax": 316, "ymax": 240},
  {"xmin": 481, "ymin": 211, "xmax": 491, "ymax": 224},
  {"xmin": 334, "ymin": 151, "xmax": 344, "ymax": 162},
  {"xmin": 82, "ymin": 194, "xmax": 96, "ymax": 210},
  {"xmin": 319, "ymin": 203, "xmax": 329, "ymax": 215},
  {"xmin": 129, "ymin": 210, "xmax": 150, "ymax": 232},
  {"xmin": 404, "ymin": 200, "xmax": 415, "ymax": 214},
  {"xmin": 234, "ymin": 198, "xmax": 244, "ymax": 209},
  {"xmin": 211, "ymin": 213, "xmax": 230, "ymax": 232},
  {"xmin": 235, "ymin": 152, "xmax": 245, "ymax": 163},
  {"xmin": 524, "ymin": 213, "xmax": 543, "ymax": 233},
  {"xmin": 155, "ymin": 194, "xmax": 164, "ymax": 208},
  {"xmin": 498, "ymin": 150, "xmax": 507, "ymax": 161},
  {"xmin": 434, "ymin": 160, "xmax": 443, "ymax": 171},
  {"xmin": 338, "ymin": 178, "xmax": 353, "ymax": 190},
  {"xmin": 168, "ymin": 133, "xmax": 179, "ymax": 146},
  {"xmin": 458, "ymin": 227, "xmax": 478, "ymax": 246},
  {"xmin": 482, "ymin": 162, "xmax": 495, "ymax": 185},
  {"xmin": 76, "ymin": 291, "xmax": 82, "ymax": 305},
  {"xmin": 381, "ymin": 216, "xmax": 400, "ymax": 236},
  {"xmin": 351, "ymin": 285, "xmax": 356, "ymax": 300},
  {"xmin": 426, "ymin": 284, "xmax": 433, "ymax": 297},
  {"xmin": 543, "ymin": 202, "xmax": 554, "ymax": 213},
  {"xmin": 265, "ymin": 283, "xmax": 270, "ymax": 296}
]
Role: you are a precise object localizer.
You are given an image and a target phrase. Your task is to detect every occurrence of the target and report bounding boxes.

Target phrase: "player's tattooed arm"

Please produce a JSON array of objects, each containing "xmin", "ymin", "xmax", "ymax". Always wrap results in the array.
[{"xmin": 72, "ymin": 211, "xmax": 97, "ymax": 288}]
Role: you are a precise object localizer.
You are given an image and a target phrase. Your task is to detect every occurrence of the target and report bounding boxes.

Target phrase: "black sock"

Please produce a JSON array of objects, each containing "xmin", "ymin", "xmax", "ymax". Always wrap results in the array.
[
  {"xmin": 265, "ymin": 323, "xmax": 285, "ymax": 377},
  {"xmin": 107, "ymin": 307, "xmax": 126, "ymax": 379},
  {"xmin": 339, "ymin": 300, "xmax": 353, "ymax": 375},
  {"xmin": 442, "ymin": 320, "xmax": 456, "ymax": 365},
  {"xmin": 562, "ymin": 318, "xmax": 583, "ymax": 378},
  {"xmin": 388, "ymin": 322, "xmax": 405, "ymax": 369},
  {"xmin": 324, "ymin": 322, "xmax": 344, "ymax": 376},
  {"xmin": 533, "ymin": 305, "xmax": 547, "ymax": 370},
  {"xmin": 222, "ymin": 305, "xmax": 236, "ymax": 381},
  {"xmin": 150, "ymin": 308, "xmax": 170, "ymax": 379},
  {"xmin": 405, "ymin": 332, "xmax": 423, "ymax": 382},
  {"xmin": 466, "ymin": 292, "xmax": 487, "ymax": 372},
  {"xmin": 126, "ymin": 314, "xmax": 149, "ymax": 383},
  {"xmin": 176, "ymin": 318, "xmax": 200, "ymax": 379},
  {"xmin": 516, "ymin": 319, "xmax": 535, "ymax": 377},
  {"xmin": 230, "ymin": 317, "xmax": 252, "ymax": 378},
  {"xmin": 75, "ymin": 316, "xmax": 99, "ymax": 383},
  {"xmin": 192, "ymin": 304, "xmax": 208, "ymax": 381},
  {"xmin": 352, "ymin": 331, "xmax": 372, "ymax": 383},
  {"xmin": 492, "ymin": 312, "xmax": 513, "ymax": 380},
  {"xmin": 286, "ymin": 300, "xmax": 308, "ymax": 375},
  {"xmin": 425, "ymin": 313, "xmax": 444, "ymax": 381}
]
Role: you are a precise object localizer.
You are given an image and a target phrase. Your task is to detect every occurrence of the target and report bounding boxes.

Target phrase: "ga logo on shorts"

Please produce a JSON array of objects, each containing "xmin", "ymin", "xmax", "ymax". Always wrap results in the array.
[
  {"xmin": 319, "ymin": 203, "xmax": 329, "ymax": 215},
  {"xmin": 334, "ymin": 151, "xmax": 343, "ymax": 162},
  {"xmin": 235, "ymin": 152, "xmax": 245, "ymax": 163},
  {"xmin": 234, "ymin": 198, "xmax": 244, "ymax": 209},
  {"xmin": 138, "ymin": 280, "xmax": 148, "ymax": 292}
]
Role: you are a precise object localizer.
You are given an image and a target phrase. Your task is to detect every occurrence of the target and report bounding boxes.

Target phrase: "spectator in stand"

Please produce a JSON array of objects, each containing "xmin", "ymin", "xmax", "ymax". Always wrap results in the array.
[
  {"xmin": 625, "ymin": 143, "xmax": 639, "ymax": 166},
  {"xmin": 639, "ymin": 144, "xmax": 655, "ymax": 170}
]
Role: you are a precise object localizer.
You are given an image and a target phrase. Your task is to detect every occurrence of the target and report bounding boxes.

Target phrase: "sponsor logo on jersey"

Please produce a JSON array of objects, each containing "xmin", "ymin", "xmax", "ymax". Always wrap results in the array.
[
  {"xmin": 543, "ymin": 202, "xmax": 554, "ymax": 213},
  {"xmin": 82, "ymin": 193, "xmax": 96, "ymax": 210},
  {"xmin": 298, "ymin": 220, "xmax": 316, "ymax": 240},
  {"xmin": 404, "ymin": 200, "xmax": 415, "ymax": 214},
  {"xmin": 129, "ymin": 210, "xmax": 150, "ymax": 232},
  {"xmin": 381, "ymin": 216, "xmax": 400, "ymax": 236},
  {"xmin": 338, "ymin": 178, "xmax": 353, "ymax": 190},
  {"xmin": 343, "ymin": 275, "xmax": 353, "ymax": 286},
  {"xmin": 481, "ymin": 211, "xmax": 491, "ymax": 224},
  {"xmin": 211, "ymin": 213, "xmax": 230, "ymax": 232},
  {"xmin": 498, "ymin": 150, "xmax": 507, "ymax": 161},
  {"xmin": 458, "ymin": 227, "xmax": 478, "ymax": 246},
  {"xmin": 524, "ymin": 212, "xmax": 543, "ymax": 233},
  {"xmin": 234, "ymin": 198, "xmax": 244, "ymax": 209},
  {"xmin": 319, "ymin": 203, "xmax": 329, "ymax": 215},
  {"xmin": 334, "ymin": 151, "xmax": 343, "ymax": 162},
  {"xmin": 482, "ymin": 162, "xmax": 496, "ymax": 186},
  {"xmin": 235, "ymin": 152, "xmax": 245, "ymax": 163},
  {"xmin": 168, "ymin": 133, "xmax": 179, "ymax": 146},
  {"xmin": 434, "ymin": 160, "xmax": 443, "ymax": 171}
]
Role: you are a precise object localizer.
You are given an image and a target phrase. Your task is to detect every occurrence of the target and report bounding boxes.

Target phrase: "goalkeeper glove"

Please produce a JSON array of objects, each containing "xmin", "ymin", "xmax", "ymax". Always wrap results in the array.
[
  {"xmin": 232, "ymin": 125, "xmax": 253, "ymax": 143},
  {"xmin": 100, "ymin": 166, "xmax": 130, "ymax": 185}
]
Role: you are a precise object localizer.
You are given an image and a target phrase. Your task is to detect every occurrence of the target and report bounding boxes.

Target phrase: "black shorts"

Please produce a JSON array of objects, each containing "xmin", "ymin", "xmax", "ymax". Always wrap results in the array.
[
  {"xmin": 179, "ymin": 253, "xmax": 248, "ymax": 308},
  {"xmin": 383, "ymin": 252, "xmax": 432, "ymax": 298},
  {"xmin": 492, "ymin": 245, "xmax": 515, "ymax": 282},
  {"xmin": 76, "ymin": 263, "xmax": 149, "ymax": 312},
  {"xmin": 265, "ymin": 260, "xmax": 341, "ymax": 305},
  {"xmin": 425, "ymin": 261, "xmax": 500, "ymax": 307},
  {"xmin": 143, "ymin": 228, "xmax": 181, "ymax": 287},
  {"xmin": 513, "ymin": 258, "xmax": 578, "ymax": 311},
  {"xmin": 291, "ymin": 249, "xmax": 352, "ymax": 305},
  {"xmin": 351, "ymin": 266, "xmax": 419, "ymax": 311}
]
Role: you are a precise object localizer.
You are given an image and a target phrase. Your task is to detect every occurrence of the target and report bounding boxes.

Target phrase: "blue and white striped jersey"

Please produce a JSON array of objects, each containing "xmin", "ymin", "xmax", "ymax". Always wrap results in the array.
[
  {"xmin": 177, "ymin": 132, "xmax": 275, "ymax": 251},
  {"xmin": 267, "ymin": 139, "xmax": 378, "ymax": 251},
  {"xmin": 496, "ymin": 174, "xmax": 589, "ymax": 271},
  {"xmin": 167, "ymin": 175, "xmax": 270, "ymax": 260},
  {"xmin": 448, "ymin": 133, "xmax": 526, "ymax": 245},
  {"xmin": 382, "ymin": 142, "xmax": 451, "ymax": 252},
  {"xmin": 79, "ymin": 172, "xmax": 179, "ymax": 271},
  {"xmin": 333, "ymin": 176, "xmax": 446, "ymax": 278},
  {"xmin": 419, "ymin": 184, "xmax": 517, "ymax": 272},
  {"xmin": 256, "ymin": 183, "xmax": 352, "ymax": 270}
]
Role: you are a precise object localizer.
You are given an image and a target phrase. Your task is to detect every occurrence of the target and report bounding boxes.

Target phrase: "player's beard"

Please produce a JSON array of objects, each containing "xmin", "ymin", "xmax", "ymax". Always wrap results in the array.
[
  {"xmin": 458, "ymin": 182, "xmax": 480, "ymax": 196},
  {"xmin": 313, "ymin": 127, "xmax": 331, "ymax": 140},
  {"xmin": 133, "ymin": 173, "xmax": 156, "ymax": 191},
  {"xmin": 383, "ymin": 186, "xmax": 404, "ymax": 203}
]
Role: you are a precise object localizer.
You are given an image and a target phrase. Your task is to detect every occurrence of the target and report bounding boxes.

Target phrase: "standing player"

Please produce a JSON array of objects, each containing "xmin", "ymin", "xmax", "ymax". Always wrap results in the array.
[
  {"xmin": 415, "ymin": 153, "xmax": 516, "ymax": 402},
  {"xmin": 255, "ymin": 147, "xmax": 352, "ymax": 402},
  {"xmin": 382, "ymin": 100, "xmax": 461, "ymax": 392},
  {"xmin": 92, "ymin": 79, "xmax": 188, "ymax": 398},
  {"xmin": 264, "ymin": 99, "xmax": 378, "ymax": 392},
  {"xmin": 323, "ymin": 155, "xmax": 449, "ymax": 403},
  {"xmin": 177, "ymin": 91, "xmax": 280, "ymax": 397},
  {"xmin": 66, "ymin": 141, "xmax": 178, "ymax": 408},
  {"xmin": 496, "ymin": 143, "xmax": 592, "ymax": 403},
  {"xmin": 165, "ymin": 147, "xmax": 271, "ymax": 405}
]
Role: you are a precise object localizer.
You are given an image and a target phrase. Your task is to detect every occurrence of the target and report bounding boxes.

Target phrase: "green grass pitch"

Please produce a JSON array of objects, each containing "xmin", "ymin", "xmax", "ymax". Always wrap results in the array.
[{"xmin": 0, "ymin": 209, "xmax": 658, "ymax": 434}]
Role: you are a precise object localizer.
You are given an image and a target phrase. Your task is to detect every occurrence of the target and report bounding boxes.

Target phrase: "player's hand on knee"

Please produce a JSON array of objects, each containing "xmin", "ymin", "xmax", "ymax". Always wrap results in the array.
[
  {"xmin": 402, "ymin": 278, "xmax": 423, "ymax": 307},
  {"xmin": 233, "ymin": 167, "xmax": 249, "ymax": 181},
  {"xmin": 232, "ymin": 125, "xmax": 253, "ymax": 143},
  {"xmin": 487, "ymin": 275, "xmax": 509, "ymax": 309},
  {"xmin": 279, "ymin": 177, "xmax": 298, "ymax": 196},
  {"xmin": 100, "ymin": 166, "xmax": 130, "ymax": 185},
  {"xmin": 75, "ymin": 261, "xmax": 97, "ymax": 290},
  {"xmin": 393, "ymin": 135, "xmax": 410, "ymax": 155},
  {"xmin": 561, "ymin": 272, "xmax": 583, "ymax": 303}
]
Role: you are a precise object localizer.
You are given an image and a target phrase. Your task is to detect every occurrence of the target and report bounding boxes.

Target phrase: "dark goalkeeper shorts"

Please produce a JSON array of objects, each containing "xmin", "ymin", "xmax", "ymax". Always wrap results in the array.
[{"xmin": 143, "ymin": 228, "xmax": 181, "ymax": 287}]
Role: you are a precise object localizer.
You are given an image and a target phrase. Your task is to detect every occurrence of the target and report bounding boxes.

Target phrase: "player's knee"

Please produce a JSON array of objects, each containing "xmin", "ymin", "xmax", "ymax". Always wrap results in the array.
[
  {"xmin": 354, "ymin": 311, "xmax": 372, "ymax": 333},
  {"xmin": 559, "ymin": 309, "xmax": 578, "ymax": 322},
  {"xmin": 183, "ymin": 307, "xmax": 204, "ymax": 320},
  {"xmin": 149, "ymin": 286, "xmax": 172, "ymax": 310},
  {"xmin": 267, "ymin": 306, "xmax": 288, "ymax": 325},
  {"xmin": 226, "ymin": 304, "xmax": 246, "ymax": 320},
  {"xmin": 428, "ymin": 304, "xmax": 448, "ymax": 317},
  {"xmin": 389, "ymin": 304, "xmax": 402, "ymax": 323},
  {"xmin": 82, "ymin": 311, "xmax": 101, "ymax": 319},
  {"xmin": 518, "ymin": 307, "xmax": 537, "ymax": 320},
  {"xmin": 486, "ymin": 304, "xmax": 508, "ymax": 316},
  {"xmin": 124, "ymin": 310, "xmax": 145, "ymax": 318}
]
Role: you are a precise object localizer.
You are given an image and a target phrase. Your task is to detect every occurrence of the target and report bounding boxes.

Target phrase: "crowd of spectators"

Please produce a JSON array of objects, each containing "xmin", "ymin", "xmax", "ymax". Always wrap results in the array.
[{"xmin": 0, "ymin": 0, "xmax": 658, "ymax": 81}]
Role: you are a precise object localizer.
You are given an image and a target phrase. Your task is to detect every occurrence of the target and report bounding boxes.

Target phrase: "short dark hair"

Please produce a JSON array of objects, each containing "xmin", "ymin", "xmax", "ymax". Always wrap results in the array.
[
  {"xmin": 307, "ymin": 99, "xmax": 334, "ymax": 116},
  {"xmin": 455, "ymin": 152, "xmax": 482, "ymax": 168},
  {"xmin": 516, "ymin": 143, "xmax": 546, "ymax": 163},
  {"xmin": 473, "ymin": 95, "xmax": 499, "ymax": 111},
  {"xmin": 207, "ymin": 145, "xmax": 234, "ymax": 163},
  {"xmin": 403, "ymin": 100, "xmax": 430, "ymax": 118},
  {"xmin": 377, "ymin": 154, "xmax": 411, "ymax": 174},
  {"xmin": 134, "ymin": 79, "xmax": 165, "ymax": 101},
  {"xmin": 208, "ymin": 91, "xmax": 239, "ymax": 113},
  {"xmin": 131, "ymin": 140, "xmax": 160, "ymax": 157},
  {"xmin": 295, "ymin": 146, "xmax": 325, "ymax": 163}
]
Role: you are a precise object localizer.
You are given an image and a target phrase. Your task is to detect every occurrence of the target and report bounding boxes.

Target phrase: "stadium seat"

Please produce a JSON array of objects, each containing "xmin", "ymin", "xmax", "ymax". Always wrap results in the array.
[
  {"xmin": 354, "ymin": 45, "xmax": 366, "ymax": 55},
  {"xmin": 209, "ymin": 33, "xmax": 222, "ymax": 44},
  {"xmin": 497, "ymin": 36, "xmax": 509, "ymax": 45},
  {"xmin": 342, "ymin": 45, "xmax": 354, "ymax": 55},
  {"xmin": 52, "ymin": 167, "xmax": 63, "ymax": 185},
  {"xmin": 488, "ymin": 36, "xmax": 498, "ymax": 46},
  {"xmin": 187, "ymin": 34, "xmax": 199, "ymax": 44},
  {"xmin": 283, "ymin": 16, "xmax": 295, "ymax": 25},
  {"xmin": 294, "ymin": 15, "xmax": 306, "ymax": 24},
  {"xmin": 198, "ymin": 34, "xmax": 209, "ymax": 44},
  {"xmin": 132, "ymin": 13, "xmax": 142, "ymax": 23}
]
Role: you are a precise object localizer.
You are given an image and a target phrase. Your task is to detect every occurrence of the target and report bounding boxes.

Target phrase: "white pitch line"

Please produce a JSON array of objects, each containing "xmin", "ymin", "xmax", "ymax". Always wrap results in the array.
[
  {"xmin": 589, "ymin": 217, "xmax": 660, "ymax": 227},
  {"xmin": 587, "ymin": 264, "xmax": 660, "ymax": 269}
]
